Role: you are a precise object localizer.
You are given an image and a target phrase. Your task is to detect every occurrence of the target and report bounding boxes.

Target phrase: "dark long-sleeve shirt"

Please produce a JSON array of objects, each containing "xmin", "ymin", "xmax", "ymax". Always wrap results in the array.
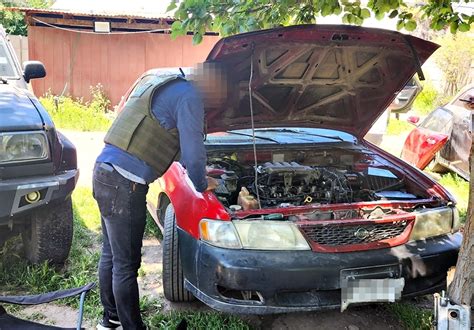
[{"xmin": 96, "ymin": 79, "xmax": 208, "ymax": 192}]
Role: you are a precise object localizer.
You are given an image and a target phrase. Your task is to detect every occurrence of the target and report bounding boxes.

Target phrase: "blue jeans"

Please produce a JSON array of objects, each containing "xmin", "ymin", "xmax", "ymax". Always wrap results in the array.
[{"xmin": 93, "ymin": 162, "xmax": 148, "ymax": 330}]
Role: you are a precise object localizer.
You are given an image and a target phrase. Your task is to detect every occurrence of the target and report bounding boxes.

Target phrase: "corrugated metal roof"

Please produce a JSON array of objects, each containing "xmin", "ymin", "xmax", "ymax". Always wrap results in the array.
[{"xmin": 9, "ymin": 7, "xmax": 175, "ymax": 21}]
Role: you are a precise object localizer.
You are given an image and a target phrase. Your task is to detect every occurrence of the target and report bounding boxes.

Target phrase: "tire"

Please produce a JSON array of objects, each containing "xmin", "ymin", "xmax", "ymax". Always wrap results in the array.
[
  {"xmin": 162, "ymin": 204, "xmax": 194, "ymax": 302},
  {"xmin": 22, "ymin": 198, "xmax": 73, "ymax": 265}
]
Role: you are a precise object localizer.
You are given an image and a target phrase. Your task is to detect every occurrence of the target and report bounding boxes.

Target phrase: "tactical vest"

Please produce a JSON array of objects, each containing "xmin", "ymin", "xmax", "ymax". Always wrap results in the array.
[{"xmin": 104, "ymin": 74, "xmax": 183, "ymax": 175}]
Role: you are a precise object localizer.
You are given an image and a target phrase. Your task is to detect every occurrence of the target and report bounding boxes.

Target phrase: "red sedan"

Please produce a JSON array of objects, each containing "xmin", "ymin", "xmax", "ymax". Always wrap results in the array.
[{"xmin": 121, "ymin": 25, "xmax": 461, "ymax": 314}]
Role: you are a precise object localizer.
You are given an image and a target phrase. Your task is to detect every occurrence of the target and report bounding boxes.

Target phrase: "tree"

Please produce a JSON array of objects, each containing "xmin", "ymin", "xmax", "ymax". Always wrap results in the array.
[
  {"xmin": 433, "ymin": 34, "xmax": 474, "ymax": 95},
  {"xmin": 0, "ymin": 0, "xmax": 52, "ymax": 36},
  {"xmin": 167, "ymin": 0, "xmax": 473, "ymax": 44},
  {"xmin": 167, "ymin": 0, "xmax": 474, "ymax": 313}
]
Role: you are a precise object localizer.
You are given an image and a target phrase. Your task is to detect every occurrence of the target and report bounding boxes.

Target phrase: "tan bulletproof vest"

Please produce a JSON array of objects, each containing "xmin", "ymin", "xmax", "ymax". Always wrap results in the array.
[{"xmin": 104, "ymin": 74, "xmax": 183, "ymax": 175}]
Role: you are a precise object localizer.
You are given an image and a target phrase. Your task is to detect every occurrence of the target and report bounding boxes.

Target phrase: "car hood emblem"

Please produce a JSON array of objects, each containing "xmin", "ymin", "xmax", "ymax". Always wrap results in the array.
[{"xmin": 354, "ymin": 227, "xmax": 370, "ymax": 240}]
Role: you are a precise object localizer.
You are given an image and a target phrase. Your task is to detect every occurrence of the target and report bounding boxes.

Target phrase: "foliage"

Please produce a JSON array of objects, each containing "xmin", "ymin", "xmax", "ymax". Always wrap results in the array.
[
  {"xmin": 1, "ymin": 187, "xmax": 251, "ymax": 328},
  {"xmin": 388, "ymin": 303, "xmax": 433, "ymax": 330},
  {"xmin": 433, "ymin": 33, "xmax": 474, "ymax": 95},
  {"xmin": 146, "ymin": 311, "xmax": 250, "ymax": 329},
  {"xmin": 438, "ymin": 173, "xmax": 469, "ymax": 221},
  {"xmin": 0, "ymin": 0, "xmax": 52, "ymax": 36},
  {"xmin": 40, "ymin": 84, "xmax": 114, "ymax": 132},
  {"xmin": 413, "ymin": 80, "xmax": 439, "ymax": 115},
  {"xmin": 386, "ymin": 117, "xmax": 413, "ymax": 136},
  {"xmin": 167, "ymin": 0, "xmax": 473, "ymax": 44}
]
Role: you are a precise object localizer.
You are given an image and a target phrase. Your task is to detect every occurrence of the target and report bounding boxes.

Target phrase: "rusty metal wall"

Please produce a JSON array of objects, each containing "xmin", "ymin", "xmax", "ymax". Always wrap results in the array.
[{"xmin": 28, "ymin": 26, "xmax": 219, "ymax": 107}]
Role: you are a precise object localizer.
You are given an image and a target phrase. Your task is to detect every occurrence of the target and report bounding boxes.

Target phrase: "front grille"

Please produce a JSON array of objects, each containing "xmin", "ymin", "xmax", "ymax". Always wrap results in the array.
[{"xmin": 300, "ymin": 220, "xmax": 409, "ymax": 247}]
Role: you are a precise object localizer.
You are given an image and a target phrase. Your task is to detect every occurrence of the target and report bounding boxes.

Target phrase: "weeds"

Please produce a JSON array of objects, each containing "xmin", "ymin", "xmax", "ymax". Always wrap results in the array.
[
  {"xmin": 413, "ymin": 80, "xmax": 439, "ymax": 115},
  {"xmin": 388, "ymin": 303, "xmax": 433, "ymax": 330},
  {"xmin": 386, "ymin": 117, "xmax": 413, "ymax": 136},
  {"xmin": 1, "ymin": 187, "xmax": 249, "ymax": 328},
  {"xmin": 40, "ymin": 84, "xmax": 113, "ymax": 132},
  {"xmin": 438, "ymin": 173, "xmax": 469, "ymax": 222}
]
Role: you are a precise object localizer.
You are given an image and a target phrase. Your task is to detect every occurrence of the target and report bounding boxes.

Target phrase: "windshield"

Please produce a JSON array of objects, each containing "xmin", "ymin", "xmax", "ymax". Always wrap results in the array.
[{"xmin": 0, "ymin": 37, "xmax": 20, "ymax": 78}]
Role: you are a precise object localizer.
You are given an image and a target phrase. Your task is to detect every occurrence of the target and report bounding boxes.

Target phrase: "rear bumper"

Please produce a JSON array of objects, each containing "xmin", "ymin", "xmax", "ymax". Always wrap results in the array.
[
  {"xmin": 0, "ymin": 169, "xmax": 78, "ymax": 223},
  {"xmin": 179, "ymin": 229, "xmax": 461, "ymax": 314}
]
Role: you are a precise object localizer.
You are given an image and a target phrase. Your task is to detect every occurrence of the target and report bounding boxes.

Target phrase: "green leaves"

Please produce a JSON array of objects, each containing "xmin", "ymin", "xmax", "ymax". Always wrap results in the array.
[
  {"xmin": 459, "ymin": 23, "xmax": 471, "ymax": 32},
  {"xmin": 168, "ymin": 0, "xmax": 474, "ymax": 44}
]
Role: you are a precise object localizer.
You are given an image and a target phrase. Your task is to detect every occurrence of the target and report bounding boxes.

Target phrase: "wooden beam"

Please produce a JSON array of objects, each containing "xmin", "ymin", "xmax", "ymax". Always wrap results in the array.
[{"xmin": 29, "ymin": 16, "xmax": 171, "ymax": 31}]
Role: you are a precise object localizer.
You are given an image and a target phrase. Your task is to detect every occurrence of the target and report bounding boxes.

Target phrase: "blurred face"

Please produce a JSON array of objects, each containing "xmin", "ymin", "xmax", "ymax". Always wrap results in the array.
[{"xmin": 191, "ymin": 63, "xmax": 228, "ymax": 108}]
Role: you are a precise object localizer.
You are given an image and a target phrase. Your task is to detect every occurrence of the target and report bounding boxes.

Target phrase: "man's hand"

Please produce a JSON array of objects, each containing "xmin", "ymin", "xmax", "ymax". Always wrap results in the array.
[{"xmin": 205, "ymin": 176, "xmax": 219, "ymax": 191}]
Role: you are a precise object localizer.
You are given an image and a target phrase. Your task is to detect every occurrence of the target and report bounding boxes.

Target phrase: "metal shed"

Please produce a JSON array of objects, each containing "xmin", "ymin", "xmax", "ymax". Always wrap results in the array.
[{"xmin": 13, "ymin": 7, "xmax": 220, "ymax": 107}]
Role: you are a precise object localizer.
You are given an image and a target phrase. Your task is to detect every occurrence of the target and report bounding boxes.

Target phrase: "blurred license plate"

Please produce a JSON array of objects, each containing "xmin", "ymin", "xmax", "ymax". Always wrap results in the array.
[{"xmin": 340, "ymin": 265, "xmax": 404, "ymax": 311}]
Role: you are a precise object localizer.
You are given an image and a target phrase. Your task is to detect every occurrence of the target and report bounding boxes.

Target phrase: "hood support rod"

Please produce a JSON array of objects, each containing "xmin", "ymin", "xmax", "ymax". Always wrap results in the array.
[
  {"xmin": 248, "ymin": 43, "xmax": 262, "ymax": 209},
  {"xmin": 403, "ymin": 35, "xmax": 425, "ymax": 81}
]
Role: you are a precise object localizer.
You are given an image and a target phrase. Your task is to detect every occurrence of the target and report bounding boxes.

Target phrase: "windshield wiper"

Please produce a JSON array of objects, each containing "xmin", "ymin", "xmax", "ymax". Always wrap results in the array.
[
  {"xmin": 227, "ymin": 131, "xmax": 280, "ymax": 144},
  {"xmin": 0, "ymin": 76, "xmax": 7, "ymax": 84},
  {"xmin": 258, "ymin": 128, "xmax": 347, "ymax": 142}
]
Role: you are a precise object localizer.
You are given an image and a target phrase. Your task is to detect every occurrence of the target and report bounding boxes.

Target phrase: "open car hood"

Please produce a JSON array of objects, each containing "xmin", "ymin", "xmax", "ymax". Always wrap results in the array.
[{"xmin": 205, "ymin": 25, "xmax": 438, "ymax": 137}]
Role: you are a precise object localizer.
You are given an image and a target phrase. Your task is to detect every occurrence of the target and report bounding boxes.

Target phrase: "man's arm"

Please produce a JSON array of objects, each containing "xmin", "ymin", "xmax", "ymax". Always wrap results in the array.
[{"xmin": 176, "ymin": 95, "xmax": 208, "ymax": 192}]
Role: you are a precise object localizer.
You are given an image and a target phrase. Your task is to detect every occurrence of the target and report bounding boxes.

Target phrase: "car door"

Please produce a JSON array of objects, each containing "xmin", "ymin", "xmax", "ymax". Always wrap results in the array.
[{"xmin": 401, "ymin": 107, "xmax": 453, "ymax": 169}]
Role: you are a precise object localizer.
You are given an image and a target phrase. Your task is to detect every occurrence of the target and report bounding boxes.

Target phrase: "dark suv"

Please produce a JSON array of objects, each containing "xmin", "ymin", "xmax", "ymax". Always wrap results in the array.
[{"xmin": 0, "ymin": 26, "xmax": 78, "ymax": 264}]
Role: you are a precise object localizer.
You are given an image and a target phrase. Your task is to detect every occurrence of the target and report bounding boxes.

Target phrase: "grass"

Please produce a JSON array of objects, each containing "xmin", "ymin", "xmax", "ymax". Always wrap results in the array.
[
  {"xmin": 386, "ymin": 117, "xmax": 413, "ymax": 136},
  {"xmin": 388, "ymin": 303, "xmax": 433, "ymax": 330},
  {"xmin": 437, "ymin": 173, "xmax": 469, "ymax": 222},
  {"xmin": 40, "ymin": 84, "xmax": 113, "ymax": 132},
  {"xmin": 0, "ymin": 187, "xmax": 249, "ymax": 328}
]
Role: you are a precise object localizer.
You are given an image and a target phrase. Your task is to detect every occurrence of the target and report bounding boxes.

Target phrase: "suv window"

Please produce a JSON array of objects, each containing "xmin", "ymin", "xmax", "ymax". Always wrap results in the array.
[
  {"xmin": 0, "ymin": 37, "xmax": 19, "ymax": 78},
  {"xmin": 421, "ymin": 108, "xmax": 453, "ymax": 133}
]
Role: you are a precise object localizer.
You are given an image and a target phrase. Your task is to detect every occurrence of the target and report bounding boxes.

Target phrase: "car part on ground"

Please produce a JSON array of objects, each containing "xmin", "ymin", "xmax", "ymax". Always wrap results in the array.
[{"xmin": 0, "ymin": 25, "xmax": 78, "ymax": 264}]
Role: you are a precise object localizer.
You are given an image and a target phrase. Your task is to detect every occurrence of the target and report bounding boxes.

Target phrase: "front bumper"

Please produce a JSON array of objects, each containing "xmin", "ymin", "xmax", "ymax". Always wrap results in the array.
[
  {"xmin": 179, "ymin": 229, "xmax": 461, "ymax": 314},
  {"xmin": 0, "ymin": 169, "xmax": 78, "ymax": 223}
]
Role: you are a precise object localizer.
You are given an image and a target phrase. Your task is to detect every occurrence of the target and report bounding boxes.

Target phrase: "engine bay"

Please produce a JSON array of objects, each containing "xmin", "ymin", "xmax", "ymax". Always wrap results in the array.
[{"xmin": 207, "ymin": 147, "xmax": 429, "ymax": 211}]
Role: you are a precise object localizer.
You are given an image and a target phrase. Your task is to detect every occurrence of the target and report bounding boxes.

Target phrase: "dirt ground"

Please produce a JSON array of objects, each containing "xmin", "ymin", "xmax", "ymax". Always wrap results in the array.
[{"xmin": 21, "ymin": 131, "xmax": 413, "ymax": 328}]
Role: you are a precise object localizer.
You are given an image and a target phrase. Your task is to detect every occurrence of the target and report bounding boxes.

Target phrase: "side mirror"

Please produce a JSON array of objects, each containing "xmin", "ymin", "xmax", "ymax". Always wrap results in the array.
[
  {"xmin": 407, "ymin": 115, "xmax": 420, "ymax": 125},
  {"xmin": 23, "ymin": 61, "xmax": 46, "ymax": 83}
]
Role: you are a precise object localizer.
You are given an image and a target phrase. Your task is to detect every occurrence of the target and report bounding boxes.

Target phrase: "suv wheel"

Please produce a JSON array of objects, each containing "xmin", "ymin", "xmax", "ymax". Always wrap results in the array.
[
  {"xmin": 162, "ymin": 204, "xmax": 194, "ymax": 302},
  {"xmin": 22, "ymin": 198, "xmax": 73, "ymax": 265}
]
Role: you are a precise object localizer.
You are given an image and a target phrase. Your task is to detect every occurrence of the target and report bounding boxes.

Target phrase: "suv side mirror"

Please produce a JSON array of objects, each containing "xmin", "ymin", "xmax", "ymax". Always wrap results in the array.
[{"xmin": 23, "ymin": 61, "xmax": 46, "ymax": 83}]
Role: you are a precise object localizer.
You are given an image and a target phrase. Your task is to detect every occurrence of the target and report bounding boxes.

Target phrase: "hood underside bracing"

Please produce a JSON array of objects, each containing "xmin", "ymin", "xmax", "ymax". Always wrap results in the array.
[{"xmin": 205, "ymin": 25, "xmax": 438, "ymax": 137}]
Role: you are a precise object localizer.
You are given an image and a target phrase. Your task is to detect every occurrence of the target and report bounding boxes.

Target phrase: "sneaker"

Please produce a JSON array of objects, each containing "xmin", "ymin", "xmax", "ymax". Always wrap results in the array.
[{"xmin": 96, "ymin": 313, "xmax": 122, "ymax": 330}]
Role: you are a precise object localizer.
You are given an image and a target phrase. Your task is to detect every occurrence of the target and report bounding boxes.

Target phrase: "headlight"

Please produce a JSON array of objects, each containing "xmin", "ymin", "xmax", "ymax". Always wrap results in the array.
[
  {"xmin": 410, "ymin": 207, "xmax": 456, "ymax": 241},
  {"xmin": 0, "ymin": 132, "xmax": 48, "ymax": 164},
  {"xmin": 199, "ymin": 219, "xmax": 242, "ymax": 249},
  {"xmin": 199, "ymin": 219, "xmax": 311, "ymax": 251},
  {"xmin": 234, "ymin": 220, "xmax": 311, "ymax": 250}
]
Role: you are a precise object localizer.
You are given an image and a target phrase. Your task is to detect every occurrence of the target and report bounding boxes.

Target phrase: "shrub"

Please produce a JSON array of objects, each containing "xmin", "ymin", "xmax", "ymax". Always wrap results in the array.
[
  {"xmin": 413, "ymin": 80, "xmax": 439, "ymax": 115},
  {"xmin": 40, "ymin": 84, "xmax": 113, "ymax": 132}
]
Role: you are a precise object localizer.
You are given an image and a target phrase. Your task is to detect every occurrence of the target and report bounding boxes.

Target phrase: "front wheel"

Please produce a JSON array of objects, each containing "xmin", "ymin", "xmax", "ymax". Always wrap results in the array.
[
  {"xmin": 22, "ymin": 198, "xmax": 73, "ymax": 265},
  {"xmin": 162, "ymin": 204, "xmax": 194, "ymax": 302}
]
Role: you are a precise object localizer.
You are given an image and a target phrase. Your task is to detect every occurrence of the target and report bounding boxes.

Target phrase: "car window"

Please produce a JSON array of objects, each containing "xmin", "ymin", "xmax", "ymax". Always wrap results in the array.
[
  {"xmin": 421, "ymin": 108, "xmax": 453, "ymax": 133},
  {"xmin": 451, "ymin": 88, "xmax": 474, "ymax": 110},
  {"xmin": 0, "ymin": 38, "xmax": 19, "ymax": 78}
]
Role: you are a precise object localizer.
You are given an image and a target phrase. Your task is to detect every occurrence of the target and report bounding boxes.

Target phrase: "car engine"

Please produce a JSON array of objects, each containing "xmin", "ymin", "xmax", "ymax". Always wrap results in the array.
[
  {"xmin": 252, "ymin": 162, "xmax": 356, "ymax": 206},
  {"xmin": 209, "ymin": 157, "xmax": 406, "ymax": 209}
]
